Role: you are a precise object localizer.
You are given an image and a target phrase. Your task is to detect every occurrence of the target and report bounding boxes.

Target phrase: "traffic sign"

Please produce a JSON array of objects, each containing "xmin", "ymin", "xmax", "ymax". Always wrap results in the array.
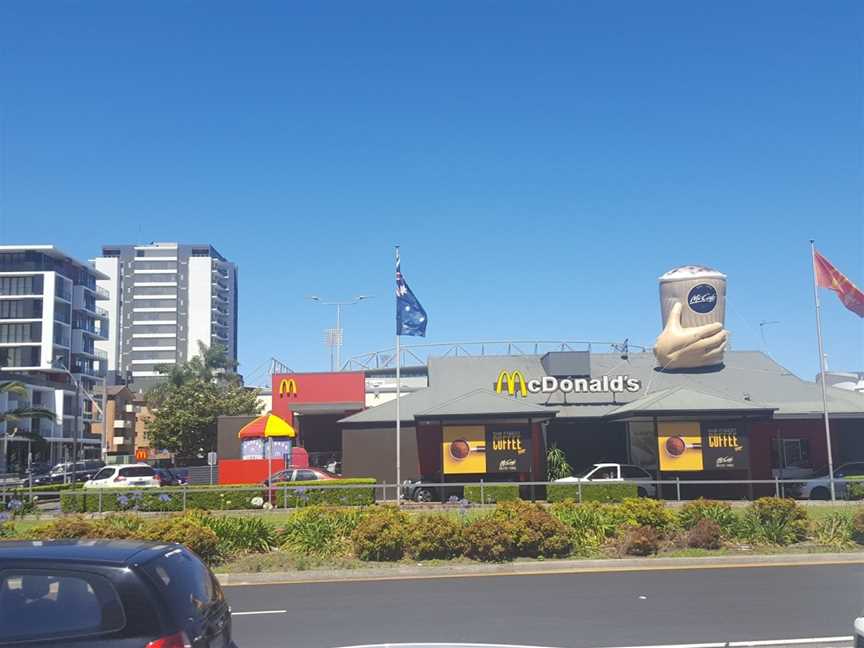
[{"xmin": 207, "ymin": 451, "xmax": 218, "ymax": 466}]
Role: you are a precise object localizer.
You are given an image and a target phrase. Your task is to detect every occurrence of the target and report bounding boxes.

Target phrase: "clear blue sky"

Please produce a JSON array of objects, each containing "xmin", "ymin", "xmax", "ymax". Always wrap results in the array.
[{"xmin": 1, "ymin": 1, "xmax": 862, "ymax": 386}]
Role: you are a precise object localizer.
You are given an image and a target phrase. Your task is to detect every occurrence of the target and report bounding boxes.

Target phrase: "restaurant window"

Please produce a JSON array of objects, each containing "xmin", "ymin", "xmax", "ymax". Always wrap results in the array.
[
  {"xmin": 771, "ymin": 438, "xmax": 811, "ymax": 469},
  {"xmin": 627, "ymin": 421, "xmax": 658, "ymax": 470}
]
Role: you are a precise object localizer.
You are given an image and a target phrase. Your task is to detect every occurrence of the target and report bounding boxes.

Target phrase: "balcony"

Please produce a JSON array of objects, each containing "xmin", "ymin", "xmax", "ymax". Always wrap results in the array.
[
  {"xmin": 94, "ymin": 285, "xmax": 110, "ymax": 300},
  {"xmin": 112, "ymin": 436, "xmax": 127, "ymax": 446},
  {"xmin": 113, "ymin": 419, "xmax": 131, "ymax": 430},
  {"xmin": 72, "ymin": 362, "xmax": 107, "ymax": 379},
  {"xmin": 125, "ymin": 403, "xmax": 135, "ymax": 413}
]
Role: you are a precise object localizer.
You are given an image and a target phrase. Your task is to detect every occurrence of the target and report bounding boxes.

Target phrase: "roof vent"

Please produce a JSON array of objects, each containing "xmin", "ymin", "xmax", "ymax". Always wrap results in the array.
[{"xmin": 540, "ymin": 351, "xmax": 590, "ymax": 378}]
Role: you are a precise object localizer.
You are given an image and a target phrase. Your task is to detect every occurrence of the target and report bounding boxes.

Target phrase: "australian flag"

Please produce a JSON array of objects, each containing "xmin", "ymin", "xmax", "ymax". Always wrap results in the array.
[{"xmin": 396, "ymin": 248, "xmax": 427, "ymax": 337}]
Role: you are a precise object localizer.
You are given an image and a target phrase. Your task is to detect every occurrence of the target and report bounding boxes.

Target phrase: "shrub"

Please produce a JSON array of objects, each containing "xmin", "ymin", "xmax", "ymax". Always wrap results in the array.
[
  {"xmin": 279, "ymin": 506, "xmax": 364, "ymax": 557},
  {"xmin": 138, "ymin": 515, "xmax": 221, "ymax": 564},
  {"xmin": 546, "ymin": 482, "xmax": 637, "ymax": 503},
  {"xmin": 26, "ymin": 515, "xmax": 100, "ymax": 540},
  {"xmin": 463, "ymin": 517, "xmax": 515, "ymax": 562},
  {"xmin": 812, "ymin": 512, "xmax": 853, "ymax": 547},
  {"xmin": 851, "ymin": 509, "xmax": 864, "ymax": 544},
  {"xmin": 686, "ymin": 519, "xmax": 723, "ymax": 550},
  {"xmin": 190, "ymin": 512, "xmax": 276, "ymax": 554},
  {"xmin": 742, "ymin": 497, "xmax": 807, "ymax": 546},
  {"xmin": 619, "ymin": 525, "xmax": 660, "ymax": 556},
  {"xmin": 0, "ymin": 522, "xmax": 13, "ymax": 538},
  {"xmin": 849, "ymin": 482, "xmax": 864, "ymax": 500},
  {"xmin": 678, "ymin": 499, "xmax": 739, "ymax": 538},
  {"xmin": 550, "ymin": 500, "xmax": 618, "ymax": 553},
  {"xmin": 492, "ymin": 501, "xmax": 572, "ymax": 558},
  {"xmin": 351, "ymin": 506, "xmax": 409, "ymax": 561},
  {"xmin": 463, "ymin": 484, "xmax": 519, "ymax": 504},
  {"xmin": 616, "ymin": 498, "xmax": 677, "ymax": 534},
  {"xmin": 406, "ymin": 515, "xmax": 465, "ymax": 560}
]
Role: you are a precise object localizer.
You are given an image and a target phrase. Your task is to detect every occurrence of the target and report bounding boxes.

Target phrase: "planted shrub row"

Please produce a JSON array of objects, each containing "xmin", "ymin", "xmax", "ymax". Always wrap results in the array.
[
  {"xmin": 60, "ymin": 479, "xmax": 376, "ymax": 513},
  {"xmin": 546, "ymin": 482, "xmax": 637, "ymax": 503}
]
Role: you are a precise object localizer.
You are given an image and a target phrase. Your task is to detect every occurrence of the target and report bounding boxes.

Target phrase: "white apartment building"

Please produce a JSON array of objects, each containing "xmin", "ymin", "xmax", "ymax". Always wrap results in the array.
[
  {"xmin": 0, "ymin": 245, "xmax": 109, "ymax": 467},
  {"xmin": 94, "ymin": 243, "xmax": 237, "ymax": 387}
]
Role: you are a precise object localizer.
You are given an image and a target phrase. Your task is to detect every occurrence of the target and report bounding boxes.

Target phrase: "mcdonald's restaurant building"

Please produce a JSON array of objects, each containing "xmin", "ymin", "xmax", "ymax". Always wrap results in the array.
[{"xmin": 217, "ymin": 351, "xmax": 864, "ymax": 495}]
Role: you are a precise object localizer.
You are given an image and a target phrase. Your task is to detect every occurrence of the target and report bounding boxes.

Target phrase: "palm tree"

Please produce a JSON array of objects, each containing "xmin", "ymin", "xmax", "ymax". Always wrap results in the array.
[
  {"xmin": 1, "ymin": 381, "xmax": 56, "ymax": 473},
  {"xmin": 0, "ymin": 381, "xmax": 56, "ymax": 428}
]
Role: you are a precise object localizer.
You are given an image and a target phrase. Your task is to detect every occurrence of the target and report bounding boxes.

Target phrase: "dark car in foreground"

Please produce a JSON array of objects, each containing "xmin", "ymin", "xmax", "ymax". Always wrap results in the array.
[{"xmin": 0, "ymin": 540, "xmax": 234, "ymax": 647}]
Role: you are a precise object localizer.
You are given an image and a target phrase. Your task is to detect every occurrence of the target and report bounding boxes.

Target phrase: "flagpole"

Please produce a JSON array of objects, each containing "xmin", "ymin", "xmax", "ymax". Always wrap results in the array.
[
  {"xmin": 395, "ymin": 246, "xmax": 402, "ymax": 505},
  {"xmin": 810, "ymin": 239, "xmax": 836, "ymax": 502}
]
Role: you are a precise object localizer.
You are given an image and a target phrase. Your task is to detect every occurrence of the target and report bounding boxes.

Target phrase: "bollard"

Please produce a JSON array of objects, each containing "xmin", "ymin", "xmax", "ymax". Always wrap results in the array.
[
  {"xmin": 98, "ymin": 490, "xmax": 103, "ymax": 514},
  {"xmin": 480, "ymin": 479, "xmax": 485, "ymax": 506},
  {"xmin": 283, "ymin": 487, "xmax": 288, "ymax": 510},
  {"xmin": 182, "ymin": 486, "xmax": 187, "ymax": 512},
  {"xmin": 577, "ymin": 480, "xmax": 582, "ymax": 504},
  {"xmin": 675, "ymin": 477, "xmax": 681, "ymax": 501},
  {"xmin": 775, "ymin": 477, "xmax": 780, "ymax": 498}
]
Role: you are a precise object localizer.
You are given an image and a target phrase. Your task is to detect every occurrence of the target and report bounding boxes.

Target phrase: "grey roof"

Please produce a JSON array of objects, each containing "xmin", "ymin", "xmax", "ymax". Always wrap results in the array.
[
  {"xmin": 606, "ymin": 386, "xmax": 775, "ymax": 418},
  {"xmin": 415, "ymin": 389, "xmax": 556, "ymax": 419},
  {"xmin": 340, "ymin": 351, "xmax": 864, "ymax": 426}
]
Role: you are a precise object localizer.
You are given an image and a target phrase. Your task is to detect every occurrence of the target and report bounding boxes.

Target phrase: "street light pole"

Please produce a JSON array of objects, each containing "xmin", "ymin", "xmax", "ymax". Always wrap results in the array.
[{"xmin": 307, "ymin": 295, "xmax": 373, "ymax": 371}]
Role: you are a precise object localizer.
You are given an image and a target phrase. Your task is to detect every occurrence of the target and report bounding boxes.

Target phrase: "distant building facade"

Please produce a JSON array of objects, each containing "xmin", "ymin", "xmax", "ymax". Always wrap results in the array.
[
  {"xmin": 94, "ymin": 243, "xmax": 237, "ymax": 388},
  {"xmin": 0, "ymin": 245, "xmax": 109, "ymax": 466}
]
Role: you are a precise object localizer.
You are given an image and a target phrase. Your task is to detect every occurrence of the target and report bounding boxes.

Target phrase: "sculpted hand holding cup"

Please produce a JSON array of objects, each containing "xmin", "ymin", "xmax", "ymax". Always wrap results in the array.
[{"xmin": 654, "ymin": 265, "xmax": 729, "ymax": 370}]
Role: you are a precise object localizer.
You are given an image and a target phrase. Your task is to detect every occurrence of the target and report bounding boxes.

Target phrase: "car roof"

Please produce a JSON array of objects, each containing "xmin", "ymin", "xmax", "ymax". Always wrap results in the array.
[
  {"xmin": 0, "ymin": 540, "xmax": 176, "ymax": 566},
  {"xmin": 102, "ymin": 463, "xmax": 153, "ymax": 469}
]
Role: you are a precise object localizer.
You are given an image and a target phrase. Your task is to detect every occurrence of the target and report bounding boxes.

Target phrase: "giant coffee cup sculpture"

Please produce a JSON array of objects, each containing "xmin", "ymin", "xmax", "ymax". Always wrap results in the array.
[{"xmin": 654, "ymin": 265, "xmax": 729, "ymax": 370}]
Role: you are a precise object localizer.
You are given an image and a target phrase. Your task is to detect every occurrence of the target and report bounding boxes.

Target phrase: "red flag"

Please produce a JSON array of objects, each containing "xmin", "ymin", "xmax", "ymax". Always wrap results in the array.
[{"xmin": 814, "ymin": 250, "xmax": 864, "ymax": 317}]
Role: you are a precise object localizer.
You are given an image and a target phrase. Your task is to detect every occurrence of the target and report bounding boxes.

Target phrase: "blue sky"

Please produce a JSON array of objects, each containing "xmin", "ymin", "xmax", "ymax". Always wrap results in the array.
[{"xmin": 1, "ymin": 1, "xmax": 862, "ymax": 386}]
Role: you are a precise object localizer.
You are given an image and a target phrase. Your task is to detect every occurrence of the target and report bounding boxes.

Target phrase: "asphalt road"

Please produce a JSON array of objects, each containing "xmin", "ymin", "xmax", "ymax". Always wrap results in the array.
[{"xmin": 225, "ymin": 563, "xmax": 864, "ymax": 648}]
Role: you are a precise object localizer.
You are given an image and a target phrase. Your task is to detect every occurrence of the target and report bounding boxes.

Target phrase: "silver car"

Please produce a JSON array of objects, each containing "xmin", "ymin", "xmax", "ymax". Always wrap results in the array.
[{"xmin": 799, "ymin": 462, "xmax": 864, "ymax": 500}]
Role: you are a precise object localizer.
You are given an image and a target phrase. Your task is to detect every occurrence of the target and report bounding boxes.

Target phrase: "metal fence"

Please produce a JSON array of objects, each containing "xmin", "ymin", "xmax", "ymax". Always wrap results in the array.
[{"xmin": 0, "ymin": 478, "xmax": 859, "ymax": 518}]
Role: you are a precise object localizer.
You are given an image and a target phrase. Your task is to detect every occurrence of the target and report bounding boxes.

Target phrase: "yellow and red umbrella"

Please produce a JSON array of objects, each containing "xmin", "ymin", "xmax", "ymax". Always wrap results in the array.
[{"xmin": 238, "ymin": 413, "xmax": 296, "ymax": 439}]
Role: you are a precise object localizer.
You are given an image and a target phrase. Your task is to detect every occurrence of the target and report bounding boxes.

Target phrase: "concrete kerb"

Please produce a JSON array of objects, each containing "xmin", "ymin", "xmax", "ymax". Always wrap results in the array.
[{"xmin": 215, "ymin": 550, "xmax": 864, "ymax": 587}]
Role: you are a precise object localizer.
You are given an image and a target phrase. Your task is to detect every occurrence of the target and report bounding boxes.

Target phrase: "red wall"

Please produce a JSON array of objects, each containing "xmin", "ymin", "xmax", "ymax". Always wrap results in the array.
[
  {"xmin": 749, "ymin": 420, "xmax": 835, "ymax": 479},
  {"xmin": 219, "ymin": 448, "xmax": 309, "ymax": 484},
  {"xmin": 272, "ymin": 371, "xmax": 366, "ymax": 424}
]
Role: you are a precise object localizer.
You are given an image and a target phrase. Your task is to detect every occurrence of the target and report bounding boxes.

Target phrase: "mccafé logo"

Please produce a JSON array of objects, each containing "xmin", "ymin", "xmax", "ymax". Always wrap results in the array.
[
  {"xmin": 687, "ymin": 283, "xmax": 718, "ymax": 314},
  {"xmin": 278, "ymin": 378, "xmax": 298, "ymax": 397},
  {"xmin": 495, "ymin": 370, "xmax": 641, "ymax": 397}
]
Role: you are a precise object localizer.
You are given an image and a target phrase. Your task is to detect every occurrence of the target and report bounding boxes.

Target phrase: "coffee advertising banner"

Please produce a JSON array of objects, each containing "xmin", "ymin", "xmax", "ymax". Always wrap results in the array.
[
  {"xmin": 442, "ymin": 426, "xmax": 531, "ymax": 475},
  {"xmin": 657, "ymin": 420, "xmax": 749, "ymax": 472},
  {"xmin": 486, "ymin": 429, "xmax": 531, "ymax": 473},
  {"xmin": 700, "ymin": 422, "xmax": 748, "ymax": 470}
]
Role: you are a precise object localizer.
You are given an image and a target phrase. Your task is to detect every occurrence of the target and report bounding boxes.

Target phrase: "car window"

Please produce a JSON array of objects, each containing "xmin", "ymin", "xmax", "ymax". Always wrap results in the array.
[
  {"xmin": 622, "ymin": 466, "xmax": 650, "ymax": 479},
  {"xmin": 589, "ymin": 466, "xmax": 617, "ymax": 480},
  {"xmin": 119, "ymin": 466, "xmax": 155, "ymax": 478},
  {"xmin": 142, "ymin": 548, "xmax": 216, "ymax": 623},
  {"xmin": 0, "ymin": 571, "xmax": 125, "ymax": 643},
  {"xmin": 92, "ymin": 468, "xmax": 115, "ymax": 480},
  {"xmin": 295, "ymin": 469, "xmax": 317, "ymax": 481}
]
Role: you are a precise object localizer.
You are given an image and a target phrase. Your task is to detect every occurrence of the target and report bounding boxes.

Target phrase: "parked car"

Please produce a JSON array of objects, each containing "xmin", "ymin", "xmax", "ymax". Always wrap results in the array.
[
  {"xmin": 24, "ymin": 467, "xmax": 103, "ymax": 488},
  {"xmin": 554, "ymin": 462, "xmax": 657, "ymax": 497},
  {"xmin": 83, "ymin": 464, "xmax": 161, "ymax": 489},
  {"xmin": 401, "ymin": 477, "xmax": 465, "ymax": 503},
  {"xmin": 154, "ymin": 468, "xmax": 187, "ymax": 486},
  {"xmin": 0, "ymin": 540, "xmax": 234, "ymax": 647},
  {"xmin": 49, "ymin": 460, "xmax": 105, "ymax": 476},
  {"xmin": 799, "ymin": 462, "xmax": 864, "ymax": 500},
  {"xmin": 262, "ymin": 467, "xmax": 336, "ymax": 486}
]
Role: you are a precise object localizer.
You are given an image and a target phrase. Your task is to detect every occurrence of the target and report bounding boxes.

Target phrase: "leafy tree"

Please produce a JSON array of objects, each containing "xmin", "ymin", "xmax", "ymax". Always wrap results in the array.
[{"xmin": 144, "ymin": 345, "xmax": 261, "ymax": 457}]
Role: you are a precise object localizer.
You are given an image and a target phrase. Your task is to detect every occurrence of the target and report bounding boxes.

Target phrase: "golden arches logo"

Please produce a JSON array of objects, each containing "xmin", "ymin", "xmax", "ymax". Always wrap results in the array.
[
  {"xmin": 278, "ymin": 378, "xmax": 298, "ymax": 397},
  {"xmin": 495, "ymin": 370, "xmax": 527, "ymax": 397}
]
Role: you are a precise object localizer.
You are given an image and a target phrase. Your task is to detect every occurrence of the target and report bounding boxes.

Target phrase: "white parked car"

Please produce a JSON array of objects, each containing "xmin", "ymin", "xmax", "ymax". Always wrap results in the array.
[
  {"xmin": 555, "ymin": 462, "xmax": 657, "ymax": 498},
  {"xmin": 799, "ymin": 462, "xmax": 864, "ymax": 500},
  {"xmin": 855, "ymin": 614, "xmax": 864, "ymax": 648},
  {"xmin": 83, "ymin": 464, "xmax": 161, "ymax": 489}
]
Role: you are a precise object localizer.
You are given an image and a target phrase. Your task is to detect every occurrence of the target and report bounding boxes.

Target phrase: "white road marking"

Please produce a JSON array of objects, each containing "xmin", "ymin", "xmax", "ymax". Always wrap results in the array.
[
  {"xmin": 231, "ymin": 609, "xmax": 287, "ymax": 616},
  {"xmin": 332, "ymin": 639, "xmax": 854, "ymax": 648}
]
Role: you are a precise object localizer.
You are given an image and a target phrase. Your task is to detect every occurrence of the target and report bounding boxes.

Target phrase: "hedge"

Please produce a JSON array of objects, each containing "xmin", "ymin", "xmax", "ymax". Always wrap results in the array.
[
  {"xmin": 546, "ymin": 482, "xmax": 637, "ymax": 503},
  {"xmin": 464, "ymin": 484, "xmax": 520, "ymax": 504},
  {"xmin": 271, "ymin": 479, "xmax": 376, "ymax": 506},
  {"xmin": 61, "ymin": 479, "xmax": 376, "ymax": 513}
]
